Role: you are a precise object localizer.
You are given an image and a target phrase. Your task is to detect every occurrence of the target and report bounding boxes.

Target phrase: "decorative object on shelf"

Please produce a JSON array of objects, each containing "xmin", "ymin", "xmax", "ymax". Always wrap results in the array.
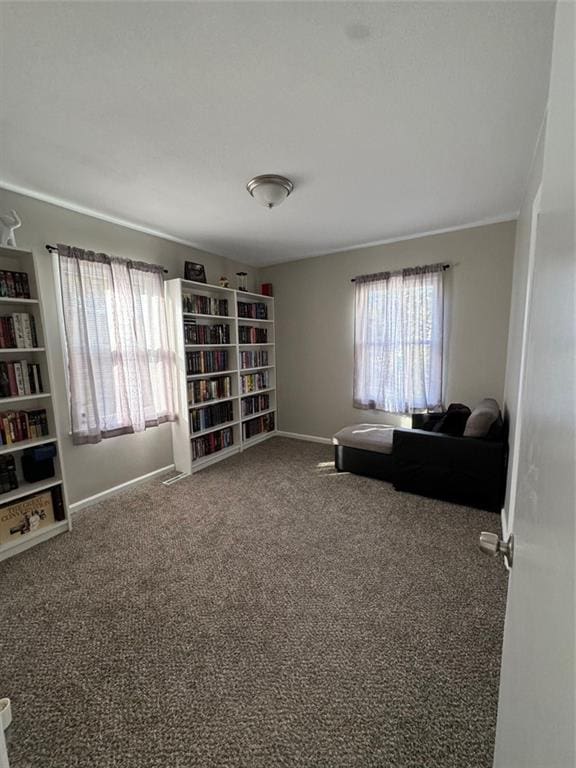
[
  {"xmin": 0, "ymin": 488, "xmax": 56, "ymax": 544},
  {"xmin": 0, "ymin": 210, "xmax": 22, "ymax": 248},
  {"xmin": 236, "ymin": 272, "xmax": 248, "ymax": 292},
  {"xmin": 22, "ymin": 444, "xmax": 57, "ymax": 483},
  {"xmin": 260, "ymin": 283, "xmax": 273, "ymax": 296},
  {"xmin": 184, "ymin": 262, "xmax": 207, "ymax": 283},
  {"xmin": 246, "ymin": 175, "xmax": 294, "ymax": 209},
  {"xmin": 218, "ymin": 276, "xmax": 230, "ymax": 288}
]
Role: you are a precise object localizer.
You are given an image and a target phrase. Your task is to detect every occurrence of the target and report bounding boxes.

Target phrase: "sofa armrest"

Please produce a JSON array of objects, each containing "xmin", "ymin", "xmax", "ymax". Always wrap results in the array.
[{"xmin": 392, "ymin": 429, "xmax": 507, "ymax": 512}]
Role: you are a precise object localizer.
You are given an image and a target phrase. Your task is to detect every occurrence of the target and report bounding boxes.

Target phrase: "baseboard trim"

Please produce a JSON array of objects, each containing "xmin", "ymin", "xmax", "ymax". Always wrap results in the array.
[
  {"xmin": 276, "ymin": 431, "xmax": 332, "ymax": 445},
  {"xmin": 70, "ymin": 464, "xmax": 175, "ymax": 514}
]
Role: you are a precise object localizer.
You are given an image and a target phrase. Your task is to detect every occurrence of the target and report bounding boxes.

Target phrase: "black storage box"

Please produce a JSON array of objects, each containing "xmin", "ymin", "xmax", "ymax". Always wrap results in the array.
[{"xmin": 21, "ymin": 444, "xmax": 57, "ymax": 483}]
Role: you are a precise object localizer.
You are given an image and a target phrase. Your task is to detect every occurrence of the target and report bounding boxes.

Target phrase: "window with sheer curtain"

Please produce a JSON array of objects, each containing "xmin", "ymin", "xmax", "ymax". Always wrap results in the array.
[
  {"xmin": 57, "ymin": 245, "xmax": 175, "ymax": 445},
  {"xmin": 353, "ymin": 264, "xmax": 445, "ymax": 414}
]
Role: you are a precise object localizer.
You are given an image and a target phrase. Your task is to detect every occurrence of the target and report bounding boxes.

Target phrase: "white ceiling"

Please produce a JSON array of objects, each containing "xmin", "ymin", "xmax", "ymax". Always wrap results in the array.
[{"xmin": 0, "ymin": 2, "xmax": 554, "ymax": 266}]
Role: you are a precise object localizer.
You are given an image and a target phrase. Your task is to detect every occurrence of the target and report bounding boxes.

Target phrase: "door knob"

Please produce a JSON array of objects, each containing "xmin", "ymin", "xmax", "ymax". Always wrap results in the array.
[{"xmin": 479, "ymin": 532, "xmax": 514, "ymax": 568}]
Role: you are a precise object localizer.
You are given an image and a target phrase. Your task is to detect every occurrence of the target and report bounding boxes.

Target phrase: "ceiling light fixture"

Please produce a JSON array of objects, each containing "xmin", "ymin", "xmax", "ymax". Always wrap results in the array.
[{"xmin": 246, "ymin": 174, "xmax": 294, "ymax": 209}]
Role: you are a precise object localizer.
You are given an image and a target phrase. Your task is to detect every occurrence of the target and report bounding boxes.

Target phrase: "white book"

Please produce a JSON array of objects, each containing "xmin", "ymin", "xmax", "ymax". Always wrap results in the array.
[
  {"xmin": 20, "ymin": 314, "xmax": 33, "ymax": 348},
  {"xmin": 10, "ymin": 314, "xmax": 22, "ymax": 347},
  {"xmin": 20, "ymin": 360, "xmax": 31, "ymax": 395},
  {"xmin": 13, "ymin": 362, "xmax": 25, "ymax": 396},
  {"xmin": 31, "ymin": 364, "xmax": 41, "ymax": 394}
]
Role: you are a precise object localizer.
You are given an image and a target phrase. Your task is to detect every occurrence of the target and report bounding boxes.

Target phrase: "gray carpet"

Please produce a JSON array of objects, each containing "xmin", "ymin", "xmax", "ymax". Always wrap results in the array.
[{"xmin": 0, "ymin": 437, "xmax": 507, "ymax": 768}]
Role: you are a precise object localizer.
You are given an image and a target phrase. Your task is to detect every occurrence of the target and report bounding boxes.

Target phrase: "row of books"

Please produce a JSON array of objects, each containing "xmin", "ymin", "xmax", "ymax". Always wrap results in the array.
[
  {"xmin": 241, "ymin": 393, "xmax": 270, "ymax": 417},
  {"xmin": 187, "ymin": 375, "xmax": 232, "ymax": 405},
  {"xmin": 240, "ymin": 371, "xmax": 270, "ymax": 394},
  {"xmin": 0, "ymin": 408, "xmax": 49, "ymax": 445},
  {"xmin": 240, "ymin": 350, "xmax": 269, "ymax": 369},
  {"xmin": 191, "ymin": 401, "xmax": 234, "ymax": 433},
  {"xmin": 0, "ymin": 313, "xmax": 38, "ymax": 349},
  {"xmin": 239, "ymin": 326, "xmax": 268, "ymax": 344},
  {"xmin": 186, "ymin": 350, "xmax": 230, "ymax": 375},
  {"xmin": 0, "ymin": 361, "xmax": 44, "ymax": 398},
  {"xmin": 183, "ymin": 294, "xmax": 229, "ymax": 317},
  {"xmin": 0, "ymin": 271, "xmax": 31, "ymax": 299},
  {"xmin": 237, "ymin": 301, "xmax": 268, "ymax": 320},
  {"xmin": 191, "ymin": 427, "xmax": 234, "ymax": 461},
  {"xmin": 243, "ymin": 413, "xmax": 275, "ymax": 440},
  {"xmin": 0, "ymin": 455, "xmax": 18, "ymax": 494},
  {"xmin": 184, "ymin": 321, "xmax": 230, "ymax": 346}
]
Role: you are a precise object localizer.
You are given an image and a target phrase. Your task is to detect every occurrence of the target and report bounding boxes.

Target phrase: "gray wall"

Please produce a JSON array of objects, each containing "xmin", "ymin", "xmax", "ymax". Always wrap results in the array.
[
  {"xmin": 261, "ymin": 221, "xmax": 516, "ymax": 438},
  {"xmin": 0, "ymin": 188, "xmax": 257, "ymax": 504}
]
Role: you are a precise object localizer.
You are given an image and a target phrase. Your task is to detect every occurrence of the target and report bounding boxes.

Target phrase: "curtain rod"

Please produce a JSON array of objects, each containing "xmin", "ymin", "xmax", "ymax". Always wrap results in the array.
[
  {"xmin": 45, "ymin": 245, "xmax": 169, "ymax": 274},
  {"xmin": 350, "ymin": 263, "xmax": 451, "ymax": 282}
]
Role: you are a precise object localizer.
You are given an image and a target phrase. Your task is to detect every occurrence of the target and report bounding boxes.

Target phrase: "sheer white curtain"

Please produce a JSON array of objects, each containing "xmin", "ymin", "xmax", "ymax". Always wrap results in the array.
[
  {"xmin": 58, "ymin": 245, "xmax": 175, "ymax": 445},
  {"xmin": 353, "ymin": 264, "xmax": 445, "ymax": 414}
]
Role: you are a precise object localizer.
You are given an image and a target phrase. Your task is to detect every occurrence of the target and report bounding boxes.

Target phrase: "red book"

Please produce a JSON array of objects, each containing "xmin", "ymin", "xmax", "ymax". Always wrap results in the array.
[{"xmin": 6, "ymin": 364, "xmax": 17, "ymax": 396}]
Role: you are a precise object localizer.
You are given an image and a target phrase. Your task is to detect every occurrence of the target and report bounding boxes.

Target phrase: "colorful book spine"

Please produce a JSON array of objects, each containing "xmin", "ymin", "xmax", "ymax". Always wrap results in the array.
[
  {"xmin": 0, "ymin": 362, "xmax": 44, "ymax": 398},
  {"xmin": 242, "ymin": 413, "xmax": 275, "ymax": 440},
  {"xmin": 239, "ymin": 326, "xmax": 268, "ymax": 344},
  {"xmin": 190, "ymin": 401, "xmax": 234, "ymax": 433},
  {"xmin": 240, "ymin": 371, "xmax": 270, "ymax": 394},
  {"xmin": 0, "ymin": 271, "xmax": 31, "ymax": 299},
  {"xmin": 182, "ymin": 295, "xmax": 229, "ymax": 316},
  {"xmin": 186, "ymin": 350, "xmax": 230, "ymax": 375},
  {"xmin": 0, "ymin": 408, "xmax": 49, "ymax": 445},
  {"xmin": 183, "ymin": 321, "xmax": 230, "ymax": 345},
  {"xmin": 191, "ymin": 427, "xmax": 234, "ymax": 461},
  {"xmin": 237, "ymin": 302, "xmax": 268, "ymax": 319},
  {"xmin": 187, "ymin": 375, "xmax": 232, "ymax": 404}
]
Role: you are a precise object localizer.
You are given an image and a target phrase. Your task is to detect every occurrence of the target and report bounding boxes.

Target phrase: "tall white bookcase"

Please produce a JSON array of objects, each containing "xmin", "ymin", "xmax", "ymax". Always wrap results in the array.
[
  {"xmin": 0, "ymin": 245, "xmax": 70, "ymax": 562},
  {"xmin": 166, "ymin": 278, "xmax": 277, "ymax": 475}
]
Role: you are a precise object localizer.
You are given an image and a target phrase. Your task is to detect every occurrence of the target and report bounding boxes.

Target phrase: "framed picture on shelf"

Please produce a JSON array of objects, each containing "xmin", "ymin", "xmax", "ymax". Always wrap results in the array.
[{"xmin": 184, "ymin": 262, "xmax": 207, "ymax": 283}]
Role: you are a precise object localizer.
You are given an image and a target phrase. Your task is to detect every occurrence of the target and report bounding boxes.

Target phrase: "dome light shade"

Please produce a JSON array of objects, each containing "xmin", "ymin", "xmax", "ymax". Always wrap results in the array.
[{"xmin": 246, "ymin": 174, "xmax": 294, "ymax": 209}]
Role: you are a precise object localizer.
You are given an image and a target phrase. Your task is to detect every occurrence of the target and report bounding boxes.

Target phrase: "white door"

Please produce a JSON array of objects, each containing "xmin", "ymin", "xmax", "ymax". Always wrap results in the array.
[{"xmin": 492, "ymin": 3, "xmax": 575, "ymax": 767}]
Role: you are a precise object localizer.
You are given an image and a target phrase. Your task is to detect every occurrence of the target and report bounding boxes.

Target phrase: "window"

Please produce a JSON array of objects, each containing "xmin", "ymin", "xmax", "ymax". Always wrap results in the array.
[
  {"xmin": 353, "ymin": 264, "xmax": 445, "ymax": 414},
  {"xmin": 57, "ymin": 245, "xmax": 175, "ymax": 445}
]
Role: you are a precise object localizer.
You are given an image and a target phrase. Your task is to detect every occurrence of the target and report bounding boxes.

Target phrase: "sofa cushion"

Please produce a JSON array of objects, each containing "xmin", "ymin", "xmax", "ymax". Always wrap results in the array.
[
  {"xmin": 333, "ymin": 424, "xmax": 395, "ymax": 455},
  {"xmin": 432, "ymin": 403, "xmax": 471, "ymax": 437},
  {"xmin": 463, "ymin": 398, "xmax": 501, "ymax": 438}
]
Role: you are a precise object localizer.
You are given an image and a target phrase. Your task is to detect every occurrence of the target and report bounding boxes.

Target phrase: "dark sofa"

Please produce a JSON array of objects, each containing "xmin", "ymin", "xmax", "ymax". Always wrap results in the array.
[
  {"xmin": 392, "ymin": 412, "xmax": 508, "ymax": 513},
  {"xmin": 334, "ymin": 403, "xmax": 508, "ymax": 513}
]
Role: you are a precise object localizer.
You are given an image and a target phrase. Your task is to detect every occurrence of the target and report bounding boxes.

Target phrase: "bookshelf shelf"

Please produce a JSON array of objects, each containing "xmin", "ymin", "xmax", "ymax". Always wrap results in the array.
[
  {"xmin": 240, "ymin": 387, "xmax": 275, "ymax": 397},
  {"xmin": 0, "ymin": 247, "xmax": 70, "ymax": 562},
  {"xmin": 240, "ymin": 366, "xmax": 275, "ymax": 373},
  {"xmin": 187, "ymin": 369, "xmax": 237, "ymax": 379},
  {"xmin": 189, "ymin": 395, "xmax": 237, "ymax": 408},
  {"xmin": 0, "ymin": 476, "xmax": 63, "ymax": 506},
  {"xmin": 190, "ymin": 419, "xmax": 239, "ymax": 439},
  {"xmin": 184, "ymin": 344, "xmax": 236, "ymax": 349},
  {"xmin": 0, "ymin": 297, "xmax": 39, "ymax": 305},
  {"xmin": 0, "ymin": 347, "xmax": 45, "ymax": 354},
  {"xmin": 183, "ymin": 312, "xmax": 233, "ymax": 320},
  {"xmin": 166, "ymin": 278, "xmax": 276, "ymax": 475},
  {"xmin": 0, "ymin": 519, "xmax": 68, "ymax": 561},
  {"xmin": 241, "ymin": 407, "xmax": 276, "ymax": 423},
  {"xmin": 0, "ymin": 436, "xmax": 57, "ymax": 456},
  {"xmin": 0, "ymin": 392, "xmax": 51, "ymax": 404}
]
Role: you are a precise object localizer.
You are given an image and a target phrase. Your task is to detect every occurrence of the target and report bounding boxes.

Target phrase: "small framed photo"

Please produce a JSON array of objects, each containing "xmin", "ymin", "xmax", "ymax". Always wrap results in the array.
[{"xmin": 184, "ymin": 262, "xmax": 206, "ymax": 283}]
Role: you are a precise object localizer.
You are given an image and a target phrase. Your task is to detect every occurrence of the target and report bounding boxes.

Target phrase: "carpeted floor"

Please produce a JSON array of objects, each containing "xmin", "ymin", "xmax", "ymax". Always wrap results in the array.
[{"xmin": 0, "ymin": 437, "xmax": 507, "ymax": 768}]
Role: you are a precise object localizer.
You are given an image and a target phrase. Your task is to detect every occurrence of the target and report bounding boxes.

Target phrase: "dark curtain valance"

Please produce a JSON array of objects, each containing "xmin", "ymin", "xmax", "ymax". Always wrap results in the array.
[
  {"xmin": 353, "ymin": 262, "xmax": 448, "ymax": 284},
  {"xmin": 57, "ymin": 244, "xmax": 165, "ymax": 275}
]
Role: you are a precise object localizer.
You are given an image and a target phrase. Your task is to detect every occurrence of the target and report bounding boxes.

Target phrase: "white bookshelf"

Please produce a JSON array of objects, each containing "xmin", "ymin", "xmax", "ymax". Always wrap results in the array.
[
  {"xmin": 165, "ymin": 279, "xmax": 276, "ymax": 475},
  {"xmin": 0, "ymin": 245, "xmax": 70, "ymax": 562}
]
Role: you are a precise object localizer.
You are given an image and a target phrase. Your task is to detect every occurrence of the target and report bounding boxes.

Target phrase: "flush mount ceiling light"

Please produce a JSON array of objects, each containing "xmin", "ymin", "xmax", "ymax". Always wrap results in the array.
[{"xmin": 246, "ymin": 174, "xmax": 294, "ymax": 209}]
